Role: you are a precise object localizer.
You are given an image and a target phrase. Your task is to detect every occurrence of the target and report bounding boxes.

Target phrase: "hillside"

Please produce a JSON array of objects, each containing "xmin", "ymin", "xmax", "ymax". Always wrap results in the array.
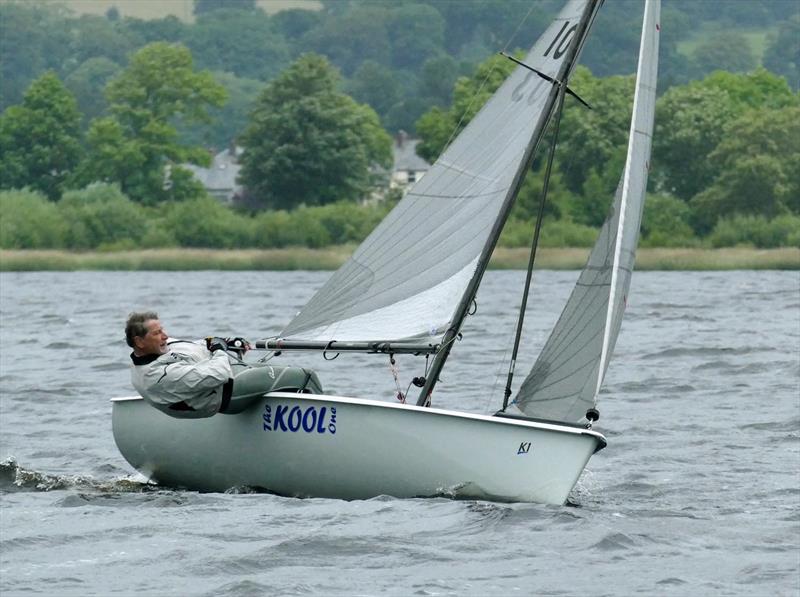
[{"xmin": 1, "ymin": 0, "xmax": 321, "ymax": 21}]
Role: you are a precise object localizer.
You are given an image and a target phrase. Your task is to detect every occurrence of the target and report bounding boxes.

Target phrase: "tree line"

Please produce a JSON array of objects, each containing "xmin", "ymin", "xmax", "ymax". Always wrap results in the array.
[
  {"xmin": 1, "ymin": 1, "xmax": 797, "ymax": 142},
  {"xmin": 417, "ymin": 58, "xmax": 799, "ymax": 245},
  {"xmin": 0, "ymin": 1, "xmax": 798, "ymax": 251}
]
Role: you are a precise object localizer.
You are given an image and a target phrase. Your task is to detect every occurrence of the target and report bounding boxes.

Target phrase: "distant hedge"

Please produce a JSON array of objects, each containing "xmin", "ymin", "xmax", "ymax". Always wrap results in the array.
[
  {"xmin": 0, "ymin": 185, "xmax": 393, "ymax": 251},
  {"xmin": 2, "ymin": 185, "xmax": 798, "ymax": 251}
]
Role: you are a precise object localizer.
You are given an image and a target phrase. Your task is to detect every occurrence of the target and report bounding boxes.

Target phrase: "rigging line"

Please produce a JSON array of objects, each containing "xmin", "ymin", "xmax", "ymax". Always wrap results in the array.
[
  {"xmin": 488, "ymin": 309, "xmax": 517, "ymax": 414},
  {"xmin": 501, "ymin": 2, "xmax": 538, "ymax": 54},
  {"xmin": 435, "ymin": 0, "xmax": 540, "ymax": 164},
  {"xmin": 501, "ymin": 84, "xmax": 568, "ymax": 413}
]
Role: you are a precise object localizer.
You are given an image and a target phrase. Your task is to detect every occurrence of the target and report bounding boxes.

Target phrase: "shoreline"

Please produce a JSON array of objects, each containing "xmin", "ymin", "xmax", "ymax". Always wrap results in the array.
[{"xmin": 1, "ymin": 247, "xmax": 798, "ymax": 271}]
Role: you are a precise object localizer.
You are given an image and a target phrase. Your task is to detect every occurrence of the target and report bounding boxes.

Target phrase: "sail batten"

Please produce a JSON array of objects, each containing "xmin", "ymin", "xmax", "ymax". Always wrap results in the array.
[{"xmin": 514, "ymin": 0, "xmax": 661, "ymax": 423}]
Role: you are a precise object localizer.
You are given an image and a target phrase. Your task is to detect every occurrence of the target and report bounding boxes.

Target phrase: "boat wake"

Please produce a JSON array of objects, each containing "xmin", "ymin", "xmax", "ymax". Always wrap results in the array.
[
  {"xmin": 0, "ymin": 457, "xmax": 150, "ymax": 494},
  {"xmin": 0, "ymin": 458, "xmax": 296, "ymax": 498}
]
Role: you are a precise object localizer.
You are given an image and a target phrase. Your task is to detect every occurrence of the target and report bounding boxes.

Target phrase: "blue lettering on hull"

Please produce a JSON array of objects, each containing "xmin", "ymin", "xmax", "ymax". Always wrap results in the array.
[{"xmin": 263, "ymin": 404, "xmax": 337, "ymax": 435}]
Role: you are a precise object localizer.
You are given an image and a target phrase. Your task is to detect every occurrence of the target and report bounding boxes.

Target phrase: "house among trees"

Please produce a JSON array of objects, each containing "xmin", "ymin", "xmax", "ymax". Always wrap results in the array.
[
  {"xmin": 189, "ymin": 132, "xmax": 431, "ymax": 203},
  {"xmin": 390, "ymin": 131, "xmax": 430, "ymax": 191},
  {"xmin": 184, "ymin": 144, "xmax": 243, "ymax": 203}
]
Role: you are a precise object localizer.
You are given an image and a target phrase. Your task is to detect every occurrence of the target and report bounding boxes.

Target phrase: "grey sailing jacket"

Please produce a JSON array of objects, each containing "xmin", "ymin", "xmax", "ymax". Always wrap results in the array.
[{"xmin": 130, "ymin": 339, "xmax": 232, "ymax": 418}]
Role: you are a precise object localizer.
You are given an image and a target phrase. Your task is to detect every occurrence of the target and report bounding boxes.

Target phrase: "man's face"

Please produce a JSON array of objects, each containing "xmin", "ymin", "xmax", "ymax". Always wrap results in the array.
[{"xmin": 134, "ymin": 319, "xmax": 168, "ymax": 356}]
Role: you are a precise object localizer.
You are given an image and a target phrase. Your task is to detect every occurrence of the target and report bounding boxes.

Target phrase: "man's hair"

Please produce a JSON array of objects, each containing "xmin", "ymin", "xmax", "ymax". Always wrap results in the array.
[{"xmin": 125, "ymin": 311, "xmax": 159, "ymax": 348}]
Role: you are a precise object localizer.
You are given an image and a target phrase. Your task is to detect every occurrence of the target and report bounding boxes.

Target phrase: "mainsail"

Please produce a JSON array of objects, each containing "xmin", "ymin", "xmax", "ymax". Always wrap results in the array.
[
  {"xmin": 513, "ymin": 0, "xmax": 661, "ymax": 423},
  {"xmin": 277, "ymin": 0, "xmax": 601, "ymax": 346}
]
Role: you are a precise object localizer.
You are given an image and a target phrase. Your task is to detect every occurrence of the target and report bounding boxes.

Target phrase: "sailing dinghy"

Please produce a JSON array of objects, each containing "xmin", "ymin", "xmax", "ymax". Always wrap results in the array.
[{"xmin": 112, "ymin": 0, "xmax": 660, "ymax": 505}]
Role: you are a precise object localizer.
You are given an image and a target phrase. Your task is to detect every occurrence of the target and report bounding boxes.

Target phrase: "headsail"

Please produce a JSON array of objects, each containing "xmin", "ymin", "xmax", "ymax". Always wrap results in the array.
[
  {"xmin": 277, "ymin": 0, "xmax": 601, "ymax": 347},
  {"xmin": 513, "ymin": 0, "xmax": 661, "ymax": 423}
]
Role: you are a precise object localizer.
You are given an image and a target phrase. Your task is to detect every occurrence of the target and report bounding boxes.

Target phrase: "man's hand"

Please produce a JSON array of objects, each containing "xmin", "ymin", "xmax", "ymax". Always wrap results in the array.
[
  {"xmin": 205, "ymin": 337, "xmax": 229, "ymax": 353},
  {"xmin": 225, "ymin": 337, "xmax": 250, "ymax": 354}
]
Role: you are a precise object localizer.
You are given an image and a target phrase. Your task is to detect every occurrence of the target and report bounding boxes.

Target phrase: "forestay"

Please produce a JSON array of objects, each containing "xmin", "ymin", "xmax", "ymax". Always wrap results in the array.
[
  {"xmin": 279, "ymin": 0, "xmax": 597, "ymax": 345},
  {"xmin": 513, "ymin": 0, "xmax": 661, "ymax": 423}
]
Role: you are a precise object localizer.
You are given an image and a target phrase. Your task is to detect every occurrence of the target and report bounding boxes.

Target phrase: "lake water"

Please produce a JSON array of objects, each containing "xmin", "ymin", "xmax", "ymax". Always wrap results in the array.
[{"xmin": 1, "ymin": 270, "xmax": 798, "ymax": 596}]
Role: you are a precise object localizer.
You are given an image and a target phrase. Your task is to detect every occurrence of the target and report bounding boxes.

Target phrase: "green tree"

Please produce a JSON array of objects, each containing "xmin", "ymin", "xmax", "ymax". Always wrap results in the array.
[
  {"xmin": 709, "ymin": 214, "xmax": 800, "ymax": 248},
  {"xmin": 512, "ymin": 163, "xmax": 576, "ymax": 224},
  {"xmin": 701, "ymin": 68, "xmax": 798, "ymax": 110},
  {"xmin": 272, "ymin": 9, "xmax": 323, "ymax": 43},
  {"xmin": 654, "ymin": 84, "xmax": 739, "ymax": 201},
  {"xmin": 194, "ymin": 0, "xmax": 256, "ymax": 16},
  {"xmin": 417, "ymin": 55, "xmax": 462, "ymax": 108},
  {"xmin": 386, "ymin": 4, "xmax": 445, "ymax": 70},
  {"xmin": 557, "ymin": 67, "xmax": 635, "ymax": 195},
  {"xmin": 160, "ymin": 194, "xmax": 253, "ymax": 248},
  {"xmin": 689, "ymin": 105, "xmax": 800, "ymax": 233},
  {"xmin": 302, "ymin": 6, "xmax": 392, "ymax": 76},
  {"xmin": 58, "ymin": 183, "xmax": 148, "ymax": 249},
  {"xmin": 653, "ymin": 69, "xmax": 797, "ymax": 202},
  {"xmin": 64, "ymin": 57, "xmax": 121, "ymax": 125},
  {"xmin": 75, "ymin": 43, "xmax": 226, "ymax": 204},
  {"xmin": 346, "ymin": 60, "xmax": 402, "ymax": 121},
  {"xmin": 385, "ymin": 96, "xmax": 438, "ymax": 136},
  {"xmin": 117, "ymin": 15, "xmax": 187, "ymax": 46},
  {"xmin": 0, "ymin": 3, "xmax": 72, "ymax": 110},
  {"xmin": 690, "ymin": 31, "xmax": 757, "ymax": 77},
  {"xmin": 640, "ymin": 194, "xmax": 696, "ymax": 247},
  {"xmin": 433, "ymin": 1, "xmax": 549, "ymax": 58},
  {"xmin": 65, "ymin": 14, "xmax": 133, "ymax": 68},
  {"xmin": 580, "ymin": 0, "xmax": 642, "ymax": 77},
  {"xmin": 179, "ymin": 71, "xmax": 261, "ymax": 149},
  {"xmin": 239, "ymin": 53, "xmax": 392, "ymax": 209},
  {"xmin": 763, "ymin": 14, "xmax": 800, "ymax": 90},
  {"xmin": 569, "ymin": 150, "xmax": 626, "ymax": 228},
  {"xmin": 186, "ymin": 9, "xmax": 290, "ymax": 81},
  {"xmin": 0, "ymin": 189, "xmax": 66, "ymax": 248},
  {"xmin": 0, "ymin": 72, "xmax": 82, "ymax": 199}
]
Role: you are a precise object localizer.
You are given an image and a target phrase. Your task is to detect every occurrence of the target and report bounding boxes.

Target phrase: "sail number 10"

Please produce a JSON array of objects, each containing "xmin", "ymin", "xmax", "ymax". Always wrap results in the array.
[
  {"xmin": 544, "ymin": 21, "xmax": 578, "ymax": 59},
  {"xmin": 511, "ymin": 20, "xmax": 578, "ymax": 105}
]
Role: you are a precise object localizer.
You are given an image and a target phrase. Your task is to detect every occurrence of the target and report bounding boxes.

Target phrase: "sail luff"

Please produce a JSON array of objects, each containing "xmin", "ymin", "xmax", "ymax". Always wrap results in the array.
[
  {"xmin": 416, "ymin": 0, "xmax": 605, "ymax": 407},
  {"xmin": 594, "ymin": 0, "xmax": 660, "ymax": 399},
  {"xmin": 513, "ymin": 0, "xmax": 660, "ymax": 423},
  {"xmin": 277, "ymin": 1, "xmax": 606, "ymax": 359}
]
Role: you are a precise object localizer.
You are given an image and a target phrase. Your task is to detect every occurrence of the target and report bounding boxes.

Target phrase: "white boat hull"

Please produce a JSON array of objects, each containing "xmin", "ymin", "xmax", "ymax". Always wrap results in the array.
[{"xmin": 112, "ymin": 392, "xmax": 605, "ymax": 505}]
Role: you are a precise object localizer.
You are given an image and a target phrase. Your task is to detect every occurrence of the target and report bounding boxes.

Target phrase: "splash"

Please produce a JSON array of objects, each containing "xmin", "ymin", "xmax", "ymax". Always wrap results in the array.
[{"xmin": 0, "ymin": 457, "xmax": 151, "ymax": 493}]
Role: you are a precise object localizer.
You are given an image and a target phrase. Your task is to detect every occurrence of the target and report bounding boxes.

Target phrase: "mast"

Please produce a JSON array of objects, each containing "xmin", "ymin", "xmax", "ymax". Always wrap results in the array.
[
  {"xmin": 416, "ymin": 0, "xmax": 604, "ymax": 407},
  {"xmin": 502, "ymin": 86, "xmax": 568, "ymax": 412}
]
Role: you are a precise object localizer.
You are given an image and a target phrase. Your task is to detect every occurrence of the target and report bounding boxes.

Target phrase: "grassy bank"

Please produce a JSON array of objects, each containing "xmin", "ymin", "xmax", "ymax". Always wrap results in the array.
[
  {"xmin": 492, "ymin": 247, "xmax": 800, "ymax": 270},
  {"xmin": 1, "ymin": 247, "xmax": 798, "ymax": 271}
]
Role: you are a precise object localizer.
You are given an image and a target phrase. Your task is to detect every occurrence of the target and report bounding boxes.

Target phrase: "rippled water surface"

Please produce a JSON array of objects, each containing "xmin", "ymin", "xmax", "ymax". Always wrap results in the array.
[{"xmin": 1, "ymin": 270, "xmax": 798, "ymax": 596}]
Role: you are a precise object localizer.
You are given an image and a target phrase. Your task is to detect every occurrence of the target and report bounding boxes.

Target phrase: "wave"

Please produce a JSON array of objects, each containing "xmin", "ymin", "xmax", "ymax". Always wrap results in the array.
[
  {"xmin": 0, "ymin": 458, "xmax": 292, "ymax": 500},
  {"xmin": 0, "ymin": 457, "xmax": 149, "ymax": 494},
  {"xmin": 641, "ymin": 346, "xmax": 760, "ymax": 359}
]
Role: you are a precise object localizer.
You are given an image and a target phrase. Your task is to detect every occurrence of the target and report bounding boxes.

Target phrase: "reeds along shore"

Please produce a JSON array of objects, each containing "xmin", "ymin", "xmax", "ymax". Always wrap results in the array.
[{"xmin": 1, "ymin": 247, "xmax": 798, "ymax": 271}]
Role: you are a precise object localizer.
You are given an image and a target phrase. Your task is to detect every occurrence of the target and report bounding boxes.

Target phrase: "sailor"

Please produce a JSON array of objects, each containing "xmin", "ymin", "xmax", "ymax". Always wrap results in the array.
[{"xmin": 125, "ymin": 311, "xmax": 248, "ymax": 419}]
